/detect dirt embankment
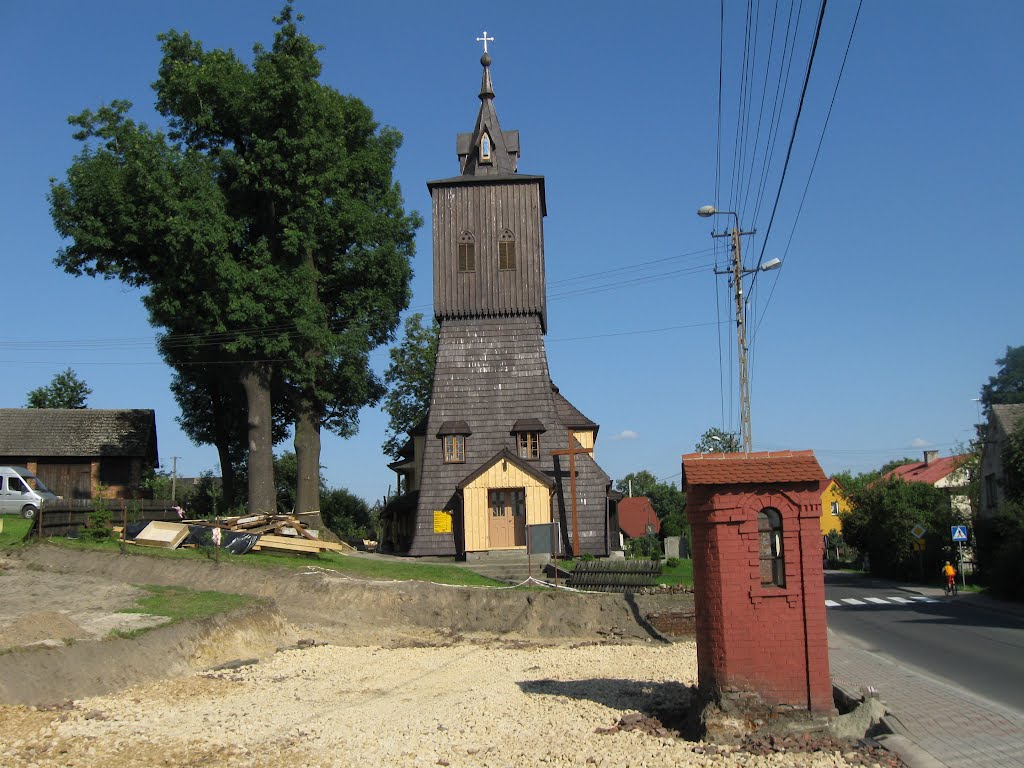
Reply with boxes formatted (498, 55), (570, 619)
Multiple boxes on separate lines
(8, 544), (688, 645)
(0, 546), (878, 768)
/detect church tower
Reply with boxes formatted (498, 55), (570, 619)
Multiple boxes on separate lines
(391, 41), (615, 558)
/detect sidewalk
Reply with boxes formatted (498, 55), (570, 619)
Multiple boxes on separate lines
(829, 588), (1024, 768)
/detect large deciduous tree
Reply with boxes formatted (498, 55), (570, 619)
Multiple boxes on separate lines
(26, 368), (92, 409)
(49, 4), (419, 514)
(840, 475), (958, 580)
(382, 313), (439, 459)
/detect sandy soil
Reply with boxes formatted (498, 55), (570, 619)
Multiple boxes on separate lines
(0, 548), (876, 768)
(0, 560), (169, 648)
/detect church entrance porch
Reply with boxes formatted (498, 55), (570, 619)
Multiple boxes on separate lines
(488, 488), (526, 548)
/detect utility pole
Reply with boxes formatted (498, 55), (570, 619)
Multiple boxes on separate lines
(697, 206), (782, 454)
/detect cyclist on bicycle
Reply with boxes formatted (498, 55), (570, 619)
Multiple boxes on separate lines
(942, 561), (957, 594)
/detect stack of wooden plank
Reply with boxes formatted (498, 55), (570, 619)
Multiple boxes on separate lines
(114, 513), (356, 556)
(184, 513), (355, 556)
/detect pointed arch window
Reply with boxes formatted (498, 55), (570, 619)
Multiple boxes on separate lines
(757, 508), (786, 587)
(479, 132), (492, 163)
(458, 231), (476, 272)
(498, 229), (517, 271)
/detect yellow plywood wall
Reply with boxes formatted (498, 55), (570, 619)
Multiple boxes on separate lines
(572, 430), (595, 450)
(463, 460), (551, 551)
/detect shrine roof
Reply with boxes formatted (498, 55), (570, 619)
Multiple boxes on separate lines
(681, 450), (826, 487)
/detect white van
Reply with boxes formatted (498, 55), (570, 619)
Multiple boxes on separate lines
(0, 467), (61, 518)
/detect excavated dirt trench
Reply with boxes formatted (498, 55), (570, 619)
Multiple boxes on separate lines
(0, 544), (693, 705)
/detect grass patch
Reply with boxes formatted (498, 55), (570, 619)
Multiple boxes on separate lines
(0, 514), (35, 550)
(107, 584), (260, 640)
(658, 558), (694, 586)
(45, 536), (505, 587)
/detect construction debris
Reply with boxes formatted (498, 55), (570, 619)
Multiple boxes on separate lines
(117, 513), (356, 557)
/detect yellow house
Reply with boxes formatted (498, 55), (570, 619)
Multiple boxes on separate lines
(820, 478), (849, 536)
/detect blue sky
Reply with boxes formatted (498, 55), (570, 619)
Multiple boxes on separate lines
(3, 1), (1022, 503)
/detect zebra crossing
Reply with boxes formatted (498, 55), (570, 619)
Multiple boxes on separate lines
(826, 595), (939, 608)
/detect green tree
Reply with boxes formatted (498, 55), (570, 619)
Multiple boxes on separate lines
(981, 345), (1024, 415)
(321, 487), (372, 539)
(841, 476), (959, 580)
(694, 427), (741, 453)
(49, 4), (418, 514)
(273, 450), (369, 537)
(879, 457), (918, 475)
(382, 313), (439, 459)
(26, 368), (91, 409)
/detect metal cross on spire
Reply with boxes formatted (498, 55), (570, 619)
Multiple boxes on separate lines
(476, 31), (494, 54)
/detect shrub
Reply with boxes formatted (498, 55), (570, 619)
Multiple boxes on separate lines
(85, 500), (114, 541)
(665, 557), (681, 569)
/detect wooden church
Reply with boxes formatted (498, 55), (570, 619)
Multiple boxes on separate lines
(385, 43), (618, 558)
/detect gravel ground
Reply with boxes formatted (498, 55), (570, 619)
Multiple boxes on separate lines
(0, 637), (869, 768)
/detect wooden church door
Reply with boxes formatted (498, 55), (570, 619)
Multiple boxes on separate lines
(488, 489), (526, 548)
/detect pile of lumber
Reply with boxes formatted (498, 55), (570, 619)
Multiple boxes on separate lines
(186, 513), (355, 556)
(115, 513), (356, 557)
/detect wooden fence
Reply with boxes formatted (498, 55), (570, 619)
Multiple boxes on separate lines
(567, 559), (663, 593)
(34, 500), (183, 539)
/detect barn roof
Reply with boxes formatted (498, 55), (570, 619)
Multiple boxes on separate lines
(681, 450), (825, 487)
(992, 403), (1024, 434)
(0, 408), (157, 460)
(617, 496), (661, 538)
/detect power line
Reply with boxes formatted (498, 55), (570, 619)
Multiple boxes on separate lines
(752, 0), (863, 340)
(749, 0), (828, 277)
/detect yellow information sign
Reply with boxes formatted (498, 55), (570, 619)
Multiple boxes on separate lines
(433, 510), (453, 534)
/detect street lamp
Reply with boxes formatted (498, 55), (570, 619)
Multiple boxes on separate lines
(697, 205), (782, 453)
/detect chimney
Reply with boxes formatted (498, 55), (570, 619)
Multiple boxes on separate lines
(923, 450), (940, 466)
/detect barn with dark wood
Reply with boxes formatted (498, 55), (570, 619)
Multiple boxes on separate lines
(0, 408), (158, 500)
(384, 47), (617, 557)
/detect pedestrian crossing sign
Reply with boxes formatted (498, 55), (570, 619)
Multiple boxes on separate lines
(951, 525), (968, 542)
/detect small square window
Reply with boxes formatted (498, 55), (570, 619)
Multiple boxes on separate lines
(517, 432), (539, 460)
(830, 501), (840, 516)
(443, 435), (466, 464)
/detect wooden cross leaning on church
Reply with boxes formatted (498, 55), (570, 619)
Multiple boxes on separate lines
(550, 430), (594, 557)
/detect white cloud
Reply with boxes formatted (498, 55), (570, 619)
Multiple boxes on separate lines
(611, 430), (639, 441)
(910, 437), (931, 448)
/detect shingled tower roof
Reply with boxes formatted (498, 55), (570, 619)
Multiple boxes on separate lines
(456, 51), (521, 177)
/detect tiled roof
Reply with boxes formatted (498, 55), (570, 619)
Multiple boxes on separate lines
(992, 403), (1024, 434)
(681, 450), (825, 487)
(883, 455), (968, 485)
(0, 408), (157, 459)
(617, 497), (661, 538)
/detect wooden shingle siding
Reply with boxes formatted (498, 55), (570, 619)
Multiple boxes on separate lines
(407, 316), (610, 557)
(401, 54), (612, 558)
(431, 178), (547, 331)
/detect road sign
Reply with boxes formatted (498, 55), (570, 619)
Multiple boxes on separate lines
(951, 525), (968, 542)
(913, 538), (927, 551)
(911, 524), (927, 539)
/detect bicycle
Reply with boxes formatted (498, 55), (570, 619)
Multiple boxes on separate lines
(944, 578), (958, 597)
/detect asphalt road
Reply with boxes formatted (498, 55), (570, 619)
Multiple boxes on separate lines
(824, 571), (1024, 715)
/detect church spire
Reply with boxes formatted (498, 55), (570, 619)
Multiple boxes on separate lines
(457, 32), (519, 177)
